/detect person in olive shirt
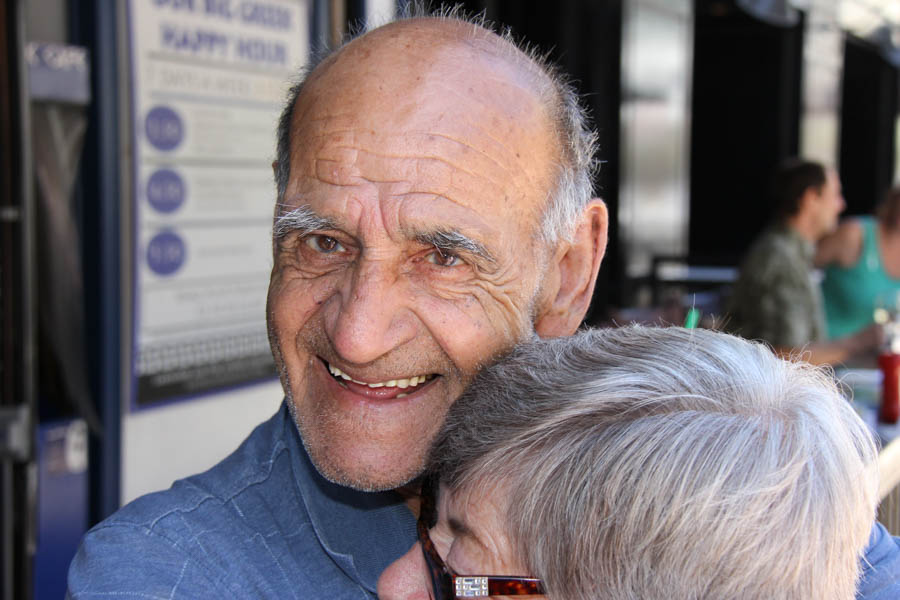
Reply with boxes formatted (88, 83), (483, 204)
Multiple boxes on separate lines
(726, 159), (882, 365)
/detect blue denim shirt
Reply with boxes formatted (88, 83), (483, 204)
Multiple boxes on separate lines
(68, 400), (900, 598)
(67, 401), (417, 598)
(859, 520), (900, 599)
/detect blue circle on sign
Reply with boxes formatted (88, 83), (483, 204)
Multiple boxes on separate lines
(146, 230), (186, 276)
(146, 169), (186, 213)
(145, 106), (183, 151)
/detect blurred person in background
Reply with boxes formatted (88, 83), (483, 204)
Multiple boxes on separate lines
(726, 159), (882, 365)
(817, 185), (900, 340)
(378, 326), (894, 600)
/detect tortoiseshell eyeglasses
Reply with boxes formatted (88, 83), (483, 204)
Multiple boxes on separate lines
(418, 475), (546, 599)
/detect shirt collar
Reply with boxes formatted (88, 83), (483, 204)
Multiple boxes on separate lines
(280, 401), (418, 593)
(776, 223), (815, 264)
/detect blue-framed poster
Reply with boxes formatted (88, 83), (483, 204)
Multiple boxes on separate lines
(128, 0), (309, 408)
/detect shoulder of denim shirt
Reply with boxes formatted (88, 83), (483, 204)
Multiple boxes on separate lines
(66, 403), (338, 599)
(858, 521), (900, 600)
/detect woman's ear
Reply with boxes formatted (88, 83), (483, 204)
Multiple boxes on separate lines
(534, 199), (608, 337)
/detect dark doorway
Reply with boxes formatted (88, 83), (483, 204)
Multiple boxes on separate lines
(839, 35), (898, 216)
(690, 0), (803, 263)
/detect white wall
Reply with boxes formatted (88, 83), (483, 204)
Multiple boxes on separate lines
(619, 0), (694, 278)
(121, 380), (283, 505)
(801, 0), (843, 165)
(366, 0), (397, 27)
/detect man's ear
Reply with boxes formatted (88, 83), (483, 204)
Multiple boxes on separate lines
(800, 185), (823, 212)
(535, 199), (608, 338)
(272, 160), (278, 176)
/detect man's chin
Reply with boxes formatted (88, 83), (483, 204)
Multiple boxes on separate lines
(283, 358), (453, 492)
(309, 451), (422, 492)
(296, 429), (424, 491)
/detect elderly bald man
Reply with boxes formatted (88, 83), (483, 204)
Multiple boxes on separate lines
(67, 11), (900, 600)
(67, 11), (606, 599)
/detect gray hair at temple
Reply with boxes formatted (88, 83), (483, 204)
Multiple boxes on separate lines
(272, 4), (598, 245)
(429, 326), (879, 600)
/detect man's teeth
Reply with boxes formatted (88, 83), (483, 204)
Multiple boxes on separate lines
(327, 364), (434, 389)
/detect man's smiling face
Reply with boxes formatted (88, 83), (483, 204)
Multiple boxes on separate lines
(266, 21), (563, 491)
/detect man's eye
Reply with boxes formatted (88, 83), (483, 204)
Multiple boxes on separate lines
(305, 235), (346, 254)
(426, 248), (462, 267)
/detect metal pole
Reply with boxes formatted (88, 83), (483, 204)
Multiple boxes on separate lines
(330, 0), (345, 48)
(90, 0), (123, 522)
(18, 0), (36, 591)
(0, 0), (36, 597)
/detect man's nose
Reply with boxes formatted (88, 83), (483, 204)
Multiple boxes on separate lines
(376, 542), (433, 600)
(328, 259), (418, 365)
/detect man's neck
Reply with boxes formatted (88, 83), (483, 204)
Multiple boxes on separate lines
(784, 214), (820, 244)
(394, 481), (422, 518)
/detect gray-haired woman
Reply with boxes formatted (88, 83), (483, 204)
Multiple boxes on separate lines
(378, 326), (886, 599)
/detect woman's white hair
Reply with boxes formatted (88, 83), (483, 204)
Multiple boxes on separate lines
(429, 325), (879, 600)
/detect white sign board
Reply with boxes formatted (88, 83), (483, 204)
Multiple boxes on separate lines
(128, 0), (308, 407)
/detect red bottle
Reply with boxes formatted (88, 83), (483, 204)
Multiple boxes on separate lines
(879, 353), (900, 424)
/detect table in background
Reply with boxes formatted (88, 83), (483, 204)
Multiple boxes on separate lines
(838, 368), (900, 534)
(838, 368), (900, 443)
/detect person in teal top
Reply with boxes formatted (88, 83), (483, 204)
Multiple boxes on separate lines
(818, 187), (900, 339)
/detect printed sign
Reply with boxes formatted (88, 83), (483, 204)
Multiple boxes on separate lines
(128, 0), (309, 407)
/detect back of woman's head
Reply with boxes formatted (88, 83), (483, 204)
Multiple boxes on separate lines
(877, 186), (900, 232)
(429, 325), (879, 600)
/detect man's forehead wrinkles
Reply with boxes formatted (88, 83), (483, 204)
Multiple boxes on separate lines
(300, 128), (541, 203)
(302, 113), (526, 151)
(415, 131), (510, 175)
(453, 113), (555, 202)
(310, 147), (517, 204)
(316, 133), (505, 165)
(472, 120), (551, 180)
(306, 128), (521, 167)
(312, 153), (453, 189)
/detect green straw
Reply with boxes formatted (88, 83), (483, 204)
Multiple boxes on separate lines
(684, 307), (701, 329)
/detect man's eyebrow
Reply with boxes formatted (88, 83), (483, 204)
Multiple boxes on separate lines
(273, 204), (338, 242)
(414, 229), (496, 265)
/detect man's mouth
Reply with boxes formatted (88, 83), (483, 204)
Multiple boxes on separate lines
(325, 362), (437, 398)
